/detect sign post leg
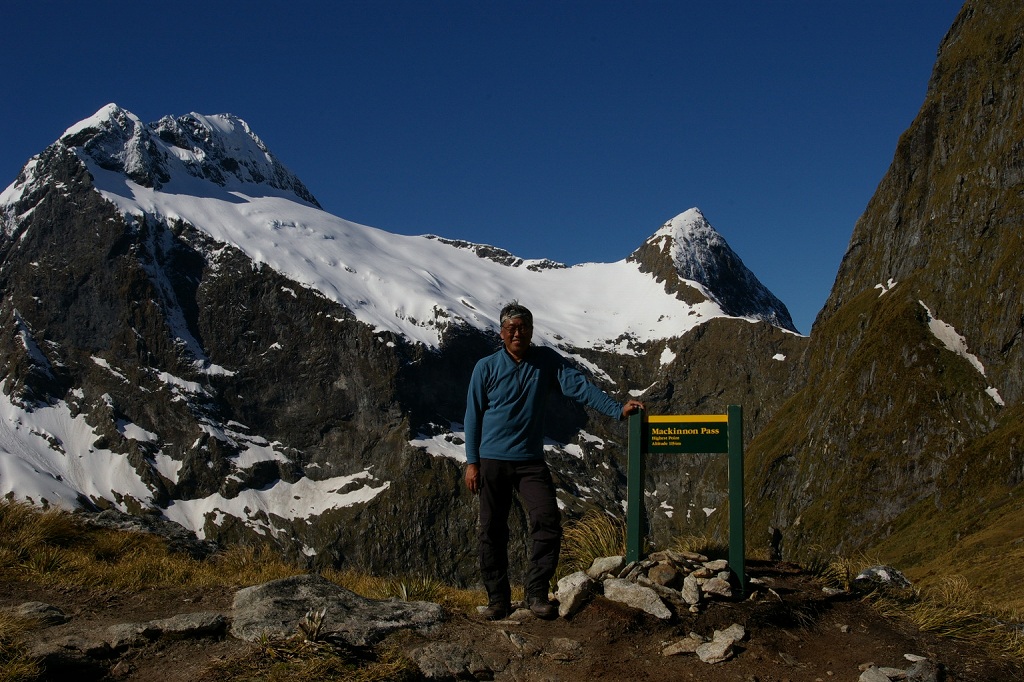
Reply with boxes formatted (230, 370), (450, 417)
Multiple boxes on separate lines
(727, 404), (746, 596)
(626, 411), (643, 563)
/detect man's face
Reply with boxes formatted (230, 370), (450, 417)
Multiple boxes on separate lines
(500, 317), (533, 358)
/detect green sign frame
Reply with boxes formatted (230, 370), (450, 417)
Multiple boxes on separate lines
(626, 405), (745, 594)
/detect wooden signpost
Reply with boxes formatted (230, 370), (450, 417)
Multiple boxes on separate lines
(626, 405), (745, 594)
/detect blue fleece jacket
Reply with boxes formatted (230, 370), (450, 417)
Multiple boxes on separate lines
(464, 345), (623, 464)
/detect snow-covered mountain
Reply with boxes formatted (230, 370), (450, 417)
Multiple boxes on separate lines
(0, 104), (804, 576)
(4, 104), (793, 352)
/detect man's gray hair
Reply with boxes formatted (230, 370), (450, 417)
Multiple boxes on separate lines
(499, 301), (533, 327)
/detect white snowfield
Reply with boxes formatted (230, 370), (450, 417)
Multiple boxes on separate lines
(0, 105), (794, 545)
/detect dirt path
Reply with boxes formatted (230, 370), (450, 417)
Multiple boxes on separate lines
(3, 562), (1019, 681)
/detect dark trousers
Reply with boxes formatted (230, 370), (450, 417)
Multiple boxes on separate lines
(478, 458), (561, 605)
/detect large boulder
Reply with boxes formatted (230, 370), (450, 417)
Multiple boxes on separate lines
(230, 574), (444, 646)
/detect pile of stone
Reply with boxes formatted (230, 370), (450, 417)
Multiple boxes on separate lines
(555, 550), (762, 622)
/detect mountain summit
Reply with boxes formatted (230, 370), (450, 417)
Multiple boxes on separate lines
(0, 104), (803, 577)
(57, 103), (320, 205)
(629, 209), (796, 332)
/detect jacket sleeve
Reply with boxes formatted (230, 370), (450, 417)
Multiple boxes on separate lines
(464, 362), (487, 464)
(553, 353), (623, 419)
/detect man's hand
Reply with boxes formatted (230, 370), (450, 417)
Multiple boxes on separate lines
(621, 399), (645, 418)
(465, 463), (480, 494)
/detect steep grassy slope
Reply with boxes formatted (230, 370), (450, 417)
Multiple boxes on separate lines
(746, 0), (1024, 612)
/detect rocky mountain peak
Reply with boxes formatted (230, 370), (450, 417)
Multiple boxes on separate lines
(628, 208), (798, 333)
(56, 103), (319, 206)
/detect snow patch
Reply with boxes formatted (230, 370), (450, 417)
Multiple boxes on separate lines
(410, 423), (467, 461)
(0, 381), (157, 511)
(919, 301), (1003, 406)
(875, 278), (898, 296)
(162, 470), (390, 540)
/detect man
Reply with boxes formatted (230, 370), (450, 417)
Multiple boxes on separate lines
(464, 301), (644, 620)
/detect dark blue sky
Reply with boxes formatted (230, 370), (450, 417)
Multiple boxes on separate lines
(2, 1), (965, 333)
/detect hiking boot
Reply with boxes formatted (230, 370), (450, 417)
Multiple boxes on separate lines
(528, 596), (557, 619)
(481, 602), (511, 621)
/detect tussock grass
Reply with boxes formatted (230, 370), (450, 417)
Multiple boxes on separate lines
(873, 575), (1024, 660)
(670, 534), (729, 559)
(322, 568), (490, 614)
(324, 569), (446, 602)
(0, 611), (41, 682)
(203, 631), (419, 682)
(558, 510), (625, 576)
(807, 548), (1024, 665)
(805, 547), (880, 592)
(0, 500), (303, 593)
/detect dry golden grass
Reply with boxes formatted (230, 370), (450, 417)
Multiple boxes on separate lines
(0, 611), (41, 682)
(805, 548), (882, 592)
(806, 548), (1024, 664)
(873, 575), (1024, 660)
(321, 567), (502, 614)
(669, 534), (729, 559)
(0, 500), (303, 594)
(557, 510), (625, 576)
(202, 631), (420, 682)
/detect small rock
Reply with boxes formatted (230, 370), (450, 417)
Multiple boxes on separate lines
(602, 578), (672, 619)
(14, 602), (68, 627)
(704, 559), (729, 572)
(702, 576), (733, 598)
(852, 565), (912, 593)
(623, 561), (647, 582)
(407, 641), (492, 680)
(557, 571), (595, 618)
(549, 637), (582, 653)
(648, 562), (680, 588)
(717, 623), (746, 642)
(859, 666), (893, 682)
(507, 631), (538, 654)
(677, 550), (709, 562)
(778, 651), (799, 666)
(696, 638), (733, 664)
(586, 555), (625, 580)
(681, 573), (702, 605)
(662, 632), (705, 656)
(109, 660), (134, 678)
(107, 622), (160, 650)
(906, 659), (942, 682)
